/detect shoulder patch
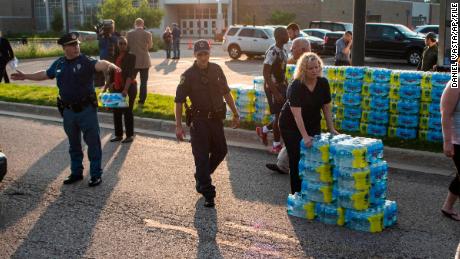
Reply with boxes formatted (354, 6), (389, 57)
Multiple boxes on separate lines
(179, 75), (186, 86)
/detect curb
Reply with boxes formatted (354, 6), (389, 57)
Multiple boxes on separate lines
(0, 101), (455, 177)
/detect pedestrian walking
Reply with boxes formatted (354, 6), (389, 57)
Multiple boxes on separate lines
(279, 52), (338, 194)
(127, 18), (153, 107)
(417, 32), (438, 72)
(163, 26), (173, 59)
(102, 36), (137, 144)
(440, 63), (460, 221)
(172, 23), (181, 59)
(266, 37), (311, 174)
(0, 31), (14, 83)
(335, 31), (352, 66)
(11, 32), (121, 187)
(174, 40), (240, 207)
(255, 27), (289, 154)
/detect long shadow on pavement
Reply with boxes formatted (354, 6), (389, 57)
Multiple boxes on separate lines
(288, 168), (460, 258)
(194, 197), (222, 259)
(11, 136), (131, 258)
(225, 146), (289, 206)
(154, 58), (178, 75)
(0, 139), (76, 230)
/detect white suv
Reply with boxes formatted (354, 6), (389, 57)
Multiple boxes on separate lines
(222, 25), (275, 59)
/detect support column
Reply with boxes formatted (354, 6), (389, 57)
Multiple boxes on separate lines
(44, 0), (50, 31)
(351, 0), (366, 66)
(216, 0), (224, 35)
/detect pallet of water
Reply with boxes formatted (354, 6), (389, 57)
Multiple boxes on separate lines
(287, 133), (397, 233)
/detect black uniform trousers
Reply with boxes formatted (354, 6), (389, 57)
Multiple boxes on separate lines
(113, 84), (137, 137)
(190, 118), (228, 199)
(0, 62), (9, 83)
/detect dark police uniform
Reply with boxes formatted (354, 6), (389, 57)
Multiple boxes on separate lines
(174, 41), (230, 201)
(47, 32), (103, 185)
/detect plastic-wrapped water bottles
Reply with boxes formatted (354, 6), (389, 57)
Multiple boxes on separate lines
(342, 93), (362, 107)
(345, 67), (366, 80)
(345, 206), (384, 233)
(399, 71), (422, 85)
(419, 130), (443, 142)
(286, 64), (296, 82)
(324, 66), (338, 81)
(316, 203), (345, 226)
(418, 114), (441, 131)
(388, 127), (417, 139)
(389, 99), (420, 115)
(369, 180), (387, 206)
(340, 119), (361, 132)
(302, 181), (334, 203)
(431, 72), (451, 88)
(369, 83), (391, 97)
(334, 167), (371, 191)
(253, 76), (265, 92)
(390, 85), (421, 100)
(301, 161), (333, 183)
(389, 114), (419, 128)
(431, 87), (444, 102)
(361, 111), (389, 125)
(98, 93), (128, 108)
(370, 161), (388, 183)
(383, 200), (398, 227)
(343, 80), (363, 93)
(371, 68), (392, 83)
(287, 192), (308, 218)
(360, 123), (388, 137)
(335, 188), (369, 210)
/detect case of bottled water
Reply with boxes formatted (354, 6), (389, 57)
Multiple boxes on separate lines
(369, 83), (391, 97)
(389, 99), (420, 115)
(98, 93), (128, 108)
(316, 202), (345, 226)
(345, 67), (366, 80)
(343, 80), (363, 93)
(360, 123), (388, 137)
(361, 110), (389, 125)
(345, 206), (384, 233)
(388, 127), (417, 139)
(399, 71), (422, 85)
(302, 181), (334, 203)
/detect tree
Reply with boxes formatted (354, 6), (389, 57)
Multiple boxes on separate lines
(267, 10), (296, 25)
(99, 0), (164, 31)
(51, 10), (64, 33)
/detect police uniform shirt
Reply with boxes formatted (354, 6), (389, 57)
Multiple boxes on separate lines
(46, 54), (97, 103)
(174, 61), (230, 112)
(263, 44), (288, 85)
(419, 44), (438, 71)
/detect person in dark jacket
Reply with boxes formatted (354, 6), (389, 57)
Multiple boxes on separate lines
(417, 32), (438, 72)
(163, 26), (173, 59)
(0, 33), (14, 83)
(172, 23), (181, 59)
(103, 36), (137, 143)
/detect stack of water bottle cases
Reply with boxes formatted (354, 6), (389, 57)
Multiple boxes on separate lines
(325, 66), (451, 142)
(228, 77), (271, 125)
(287, 133), (398, 233)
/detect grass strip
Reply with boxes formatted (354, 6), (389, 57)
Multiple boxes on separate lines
(0, 83), (442, 153)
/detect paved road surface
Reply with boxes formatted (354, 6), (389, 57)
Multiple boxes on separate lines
(0, 115), (459, 258)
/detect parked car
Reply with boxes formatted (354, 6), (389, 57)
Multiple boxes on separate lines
(309, 21), (353, 32)
(322, 31), (345, 55)
(0, 150), (6, 182)
(303, 28), (331, 40)
(222, 25), (275, 59)
(414, 25), (439, 36)
(365, 23), (425, 66)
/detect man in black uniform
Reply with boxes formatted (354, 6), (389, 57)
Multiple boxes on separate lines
(174, 40), (239, 207)
(417, 32), (438, 72)
(12, 32), (121, 187)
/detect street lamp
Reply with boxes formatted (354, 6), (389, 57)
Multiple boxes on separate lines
(43, 0), (50, 31)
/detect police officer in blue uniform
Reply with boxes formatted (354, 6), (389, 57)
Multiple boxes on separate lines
(175, 40), (240, 207)
(12, 32), (121, 187)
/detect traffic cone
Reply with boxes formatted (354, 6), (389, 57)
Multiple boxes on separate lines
(188, 39), (193, 50)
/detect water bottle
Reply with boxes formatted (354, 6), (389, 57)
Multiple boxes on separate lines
(362, 110), (389, 125)
(345, 207), (384, 232)
(371, 68), (392, 83)
(343, 80), (363, 93)
(7, 57), (19, 71)
(398, 85), (421, 99)
(369, 83), (391, 97)
(390, 99), (420, 115)
(383, 200), (398, 228)
(431, 87), (444, 102)
(336, 188), (370, 210)
(302, 161), (333, 183)
(359, 137), (384, 163)
(429, 102), (441, 116)
(399, 71), (422, 86)
(344, 107), (363, 120)
(342, 93), (362, 107)
(287, 192), (308, 218)
(316, 203), (345, 226)
(421, 87), (432, 102)
(345, 67), (366, 80)
(370, 180), (387, 206)
(335, 167), (371, 191)
(370, 97), (390, 111)
(431, 72), (451, 88)
(389, 114), (419, 128)
(370, 161), (388, 183)
(341, 119), (360, 132)
(362, 83), (371, 96)
(363, 123), (387, 137)
(302, 181), (334, 203)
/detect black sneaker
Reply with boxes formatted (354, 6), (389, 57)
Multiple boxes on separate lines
(63, 174), (83, 185)
(88, 176), (102, 187)
(266, 163), (288, 174)
(121, 136), (134, 143)
(110, 136), (123, 142)
(204, 197), (215, 208)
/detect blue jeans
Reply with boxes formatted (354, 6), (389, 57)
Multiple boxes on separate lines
(173, 41), (180, 58)
(63, 105), (102, 178)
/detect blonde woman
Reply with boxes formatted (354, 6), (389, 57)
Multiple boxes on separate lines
(279, 52), (338, 194)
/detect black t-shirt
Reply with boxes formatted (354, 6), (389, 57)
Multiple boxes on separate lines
(279, 77), (332, 134)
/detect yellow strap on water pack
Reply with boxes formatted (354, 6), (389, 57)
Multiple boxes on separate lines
(317, 165), (333, 183)
(368, 213), (384, 233)
(351, 191), (369, 210)
(304, 202), (316, 220)
(337, 207), (345, 226)
(352, 149), (367, 168)
(352, 171), (371, 190)
(320, 186), (333, 203)
(319, 145), (330, 162)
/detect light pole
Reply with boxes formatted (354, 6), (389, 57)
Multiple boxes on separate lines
(44, 0), (50, 31)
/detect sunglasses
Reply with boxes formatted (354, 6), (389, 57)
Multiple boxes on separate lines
(119, 42), (127, 46)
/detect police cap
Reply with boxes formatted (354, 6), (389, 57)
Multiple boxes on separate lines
(194, 39), (210, 54)
(57, 32), (80, 46)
